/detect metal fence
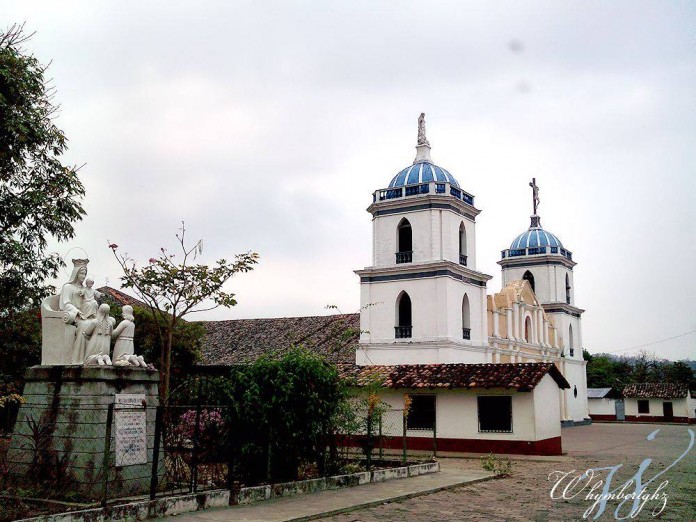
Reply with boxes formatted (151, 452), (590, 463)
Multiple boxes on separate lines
(338, 408), (437, 469)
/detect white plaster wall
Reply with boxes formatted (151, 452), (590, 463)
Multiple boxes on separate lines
(624, 398), (690, 418)
(548, 312), (583, 361)
(359, 276), (487, 345)
(688, 392), (696, 420)
(355, 342), (489, 365)
(533, 374), (562, 440)
(376, 388), (544, 441)
(502, 264), (574, 305)
(372, 208), (476, 268)
(588, 398), (616, 415)
(564, 359), (588, 421)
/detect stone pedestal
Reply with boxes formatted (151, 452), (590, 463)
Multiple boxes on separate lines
(8, 366), (161, 500)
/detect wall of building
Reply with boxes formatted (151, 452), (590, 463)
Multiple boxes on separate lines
(359, 275), (487, 347)
(363, 382), (562, 455)
(563, 359), (588, 422)
(502, 263), (574, 306)
(533, 374), (563, 440)
(588, 398), (617, 420)
(372, 207), (476, 269)
(624, 397), (691, 423)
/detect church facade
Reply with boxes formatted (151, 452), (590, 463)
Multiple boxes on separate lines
(355, 115), (589, 428)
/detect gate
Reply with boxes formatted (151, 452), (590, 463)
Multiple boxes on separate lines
(615, 399), (625, 421)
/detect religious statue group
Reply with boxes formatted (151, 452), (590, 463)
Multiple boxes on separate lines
(57, 259), (147, 367)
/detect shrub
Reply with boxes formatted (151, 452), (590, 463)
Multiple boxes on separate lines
(480, 452), (513, 478)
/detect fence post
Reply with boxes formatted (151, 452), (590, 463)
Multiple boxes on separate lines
(227, 410), (237, 505)
(378, 413), (383, 461)
(266, 420), (272, 483)
(402, 413), (407, 464)
(150, 405), (163, 500)
(366, 412), (373, 471)
(190, 378), (203, 493)
(433, 414), (437, 458)
(101, 403), (114, 508)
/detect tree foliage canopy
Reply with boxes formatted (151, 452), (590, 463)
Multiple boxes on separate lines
(0, 24), (85, 314)
(585, 349), (696, 391)
(110, 223), (258, 400)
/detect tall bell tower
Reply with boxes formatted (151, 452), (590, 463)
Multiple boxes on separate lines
(498, 179), (588, 422)
(355, 115), (492, 365)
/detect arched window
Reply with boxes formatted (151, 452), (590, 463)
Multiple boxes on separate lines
(395, 291), (412, 338)
(568, 324), (574, 356)
(523, 270), (535, 293)
(462, 294), (471, 339)
(524, 316), (532, 342)
(458, 223), (467, 266)
(396, 219), (412, 264)
(565, 274), (571, 304)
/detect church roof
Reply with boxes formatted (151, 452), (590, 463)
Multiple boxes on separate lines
(388, 161), (460, 189)
(98, 286), (149, 309)
(200, 313), (359, 365)
(510, 227), (563, 250)
(623, 382), (689, 399)
(339, 362), (570, 391)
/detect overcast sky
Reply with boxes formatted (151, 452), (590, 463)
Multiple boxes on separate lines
(4, 1), (695, 360)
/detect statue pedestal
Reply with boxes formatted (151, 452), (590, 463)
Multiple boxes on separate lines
(8, 366), (161, 500)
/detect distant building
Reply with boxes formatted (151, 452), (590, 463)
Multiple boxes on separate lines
(623, 383), (695, 424)
(587, 388), (622, 421)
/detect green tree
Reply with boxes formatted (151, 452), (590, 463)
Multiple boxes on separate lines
(0, 24), (85, 314)
(110, 223), (258, 401)
(663, 361), (695, 388)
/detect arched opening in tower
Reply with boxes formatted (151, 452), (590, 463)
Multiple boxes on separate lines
(395, 291), (412, 338)
(523, 270), (535, 293)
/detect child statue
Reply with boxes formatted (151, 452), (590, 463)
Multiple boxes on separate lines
(112, 305), (147, 367)
(83, 303), (115, 366)
(78, 276), (103, 319)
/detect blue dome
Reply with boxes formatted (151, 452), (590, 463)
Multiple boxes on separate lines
(388, 161), (460, 189)
(510, 227), (563, 250)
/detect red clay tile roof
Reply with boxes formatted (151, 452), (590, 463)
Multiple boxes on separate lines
(200, 313), (360, 365)
(98, 286), (150, 310)
(623, 383), (689, 399)
(338, 363), (570, 391)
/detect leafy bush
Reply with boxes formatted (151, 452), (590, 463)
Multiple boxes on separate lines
(170, 347), (353, 483)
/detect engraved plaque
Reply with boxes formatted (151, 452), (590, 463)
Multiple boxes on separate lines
(114, 393), (147, 466)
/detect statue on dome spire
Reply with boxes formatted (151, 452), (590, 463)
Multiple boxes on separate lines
(417, 113), (430, 147)
(529, 177), (540, 215)
(529, 177), (541, 227)
(413, 113), (432, 164)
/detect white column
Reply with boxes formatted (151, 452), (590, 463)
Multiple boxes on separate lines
(506, 308), (513, 340)
(513, 303), (520, 341)
(493, 310), (500, 338)
(537, 309), (543, 346)
(543, 319), (549, 346)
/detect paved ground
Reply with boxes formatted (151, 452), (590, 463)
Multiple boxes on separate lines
(162, 423), (695, 522)
(156, 466), (492, 521)
(319, 423), (696, 522)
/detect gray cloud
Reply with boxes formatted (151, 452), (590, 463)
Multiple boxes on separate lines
(5, 0), (695, 359)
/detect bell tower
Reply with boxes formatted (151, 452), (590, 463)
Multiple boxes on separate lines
(356, 115), (492, 365)
(498, 179), (588, 422)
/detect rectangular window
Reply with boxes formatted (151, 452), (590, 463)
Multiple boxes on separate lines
(478, 396), (513, 433)
(406, 395), (436, 430)
(638, 400), (650, 414)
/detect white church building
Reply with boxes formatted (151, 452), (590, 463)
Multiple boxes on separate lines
(198, 115), (590, 455)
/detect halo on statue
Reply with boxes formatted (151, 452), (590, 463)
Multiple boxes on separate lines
(61, 247), (90, 278)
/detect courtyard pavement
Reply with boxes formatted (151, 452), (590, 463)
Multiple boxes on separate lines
(164, 423), (695, 521)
